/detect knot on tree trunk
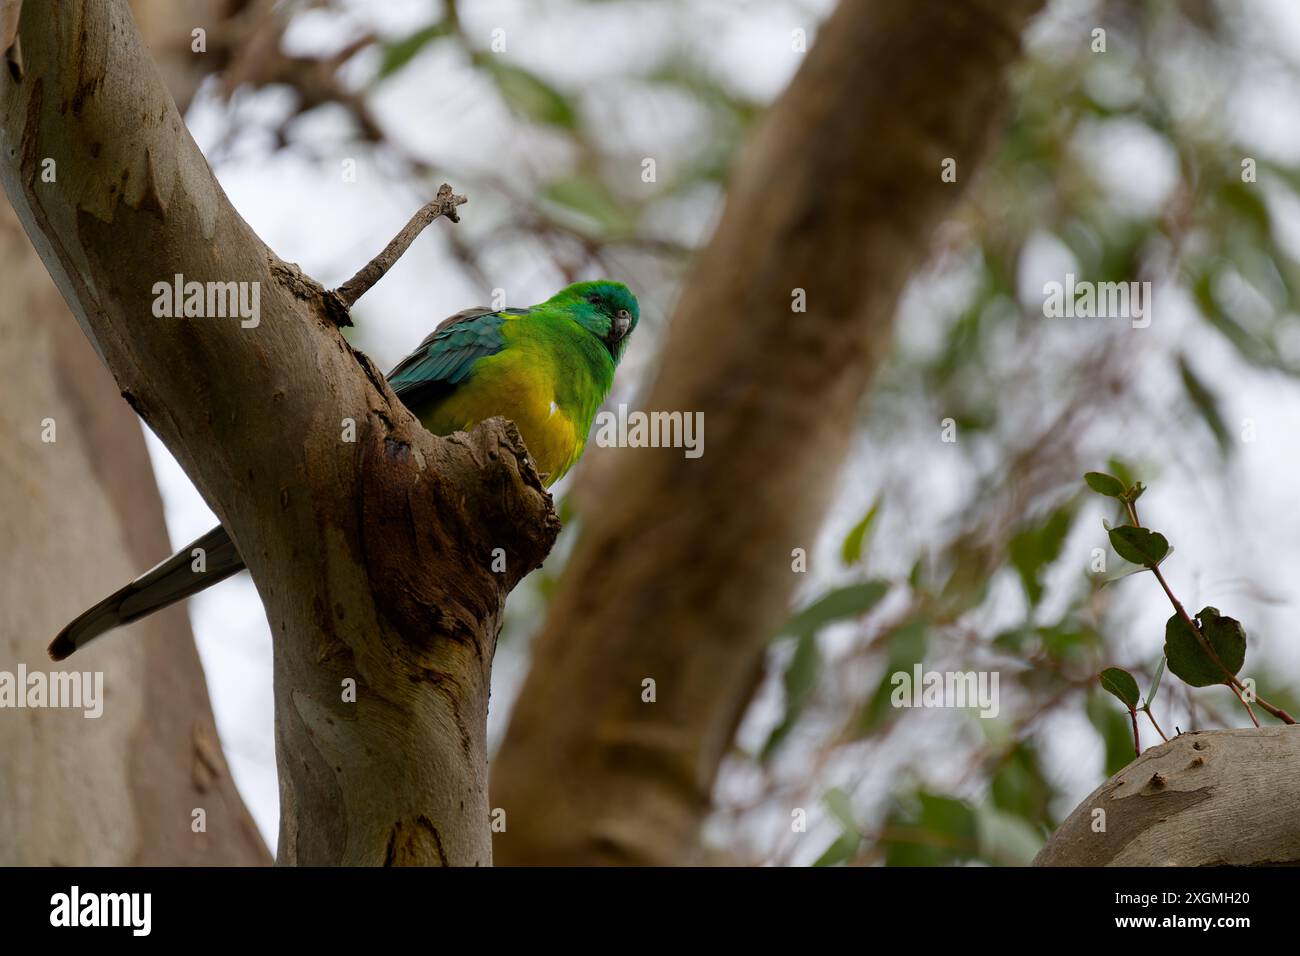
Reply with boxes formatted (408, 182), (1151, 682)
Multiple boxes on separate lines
(277, 408), (559, 866)
(358, 412), (558, 658)
(1035, 726), (1300, 867)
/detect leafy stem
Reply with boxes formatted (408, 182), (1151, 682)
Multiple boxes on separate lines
(1141, 704), (1169, 742)
(1123, 497), (1291, 725)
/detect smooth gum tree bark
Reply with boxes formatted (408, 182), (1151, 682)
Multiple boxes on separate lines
(0, 0), (557, 865)
(493, 0), (1046, 866)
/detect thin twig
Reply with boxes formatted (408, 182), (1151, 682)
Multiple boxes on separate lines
(1142, 706), (1170, 742)
(326, 183), (467, 322)
(1228, 682), (1260, 728)
(1125, 499), (1295, 725)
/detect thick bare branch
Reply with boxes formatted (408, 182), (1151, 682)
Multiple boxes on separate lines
(492, 0), (1045, 865)
(1035, 728), (1300, 866)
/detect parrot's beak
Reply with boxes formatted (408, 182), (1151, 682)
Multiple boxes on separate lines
(611, 310), (632, 342)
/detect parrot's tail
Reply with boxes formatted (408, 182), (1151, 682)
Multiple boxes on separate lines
(48, 524), (245, 661)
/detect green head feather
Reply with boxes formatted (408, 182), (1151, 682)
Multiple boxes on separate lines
(543, 280), (640, 364)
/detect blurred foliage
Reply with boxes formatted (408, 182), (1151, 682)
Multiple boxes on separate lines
(357, 0), (758, 283)
(722, 0), (1300, 866)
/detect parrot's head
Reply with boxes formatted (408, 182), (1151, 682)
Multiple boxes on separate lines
(550, 280), (639, 364)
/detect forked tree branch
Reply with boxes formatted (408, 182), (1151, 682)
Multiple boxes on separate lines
(0, 0), (555, 864)
(326, 183), (467, 323)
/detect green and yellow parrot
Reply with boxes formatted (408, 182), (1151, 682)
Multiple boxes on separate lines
(48, 280), (639, 660)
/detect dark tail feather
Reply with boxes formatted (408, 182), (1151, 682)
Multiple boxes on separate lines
(48, 525), (245, 661)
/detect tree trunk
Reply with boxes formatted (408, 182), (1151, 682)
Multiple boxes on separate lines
(492, 0), (1044, 865)
(0, 203), (270, 864)
(0, 0), (269, 867)
(1034, 727), (1300, 867)
(0, 0), (556, 865)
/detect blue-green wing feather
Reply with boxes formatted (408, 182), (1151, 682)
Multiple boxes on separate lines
(387, 307), (518, 404)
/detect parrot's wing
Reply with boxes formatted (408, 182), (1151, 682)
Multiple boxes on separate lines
(386, 307), (518, 405)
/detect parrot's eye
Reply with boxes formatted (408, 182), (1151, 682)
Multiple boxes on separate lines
(587, 294), (602, 306)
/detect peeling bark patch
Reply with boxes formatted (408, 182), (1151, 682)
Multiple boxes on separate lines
(1057, 784), (1213, 866)
(284, 689), (348, 864)
(69, 22), (105, 116)
(269, 257), (328, 304)
(128, 146), (168, 217)
(383, 815), (448, 866)
(410, 666), (473, 760)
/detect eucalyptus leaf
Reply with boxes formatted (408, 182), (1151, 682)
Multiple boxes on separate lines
(841, 496), (882, 565)
(1099, 667), (1140, 709)
(1144, 655), (1167, 708)
(882, 793), (978, 867)
(759, 630), (821, 761)
(1178, 355), (1231, 456)
(779, 580), (890, 639)
(1084, 471), (1126, 498)
(1107, 458), (1138, 489)
(482, 59), (578, 128)
(1098, 565), (1150, 588)
(1163, 608), (1245, 687)
(1108, 526), (1169, 567)
(542, 175), (629, 232)
(377, 21), (451, 79)
(1010, 506), (1074, 606)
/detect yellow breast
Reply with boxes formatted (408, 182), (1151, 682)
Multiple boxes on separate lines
(416, 357), (584, 486)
